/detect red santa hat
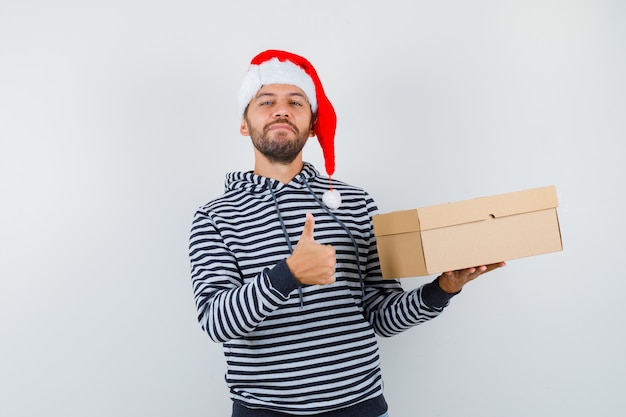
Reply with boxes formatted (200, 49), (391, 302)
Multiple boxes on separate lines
(238, 49), (337, 181)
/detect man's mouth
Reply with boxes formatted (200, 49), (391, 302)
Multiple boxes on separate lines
(266, 120), (298, 134)
(268, 124), (294, 131)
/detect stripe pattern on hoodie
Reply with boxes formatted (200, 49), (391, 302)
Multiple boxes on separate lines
(189, 163), (451, 415)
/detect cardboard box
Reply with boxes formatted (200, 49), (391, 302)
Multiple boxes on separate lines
(372, 186), (562, 278)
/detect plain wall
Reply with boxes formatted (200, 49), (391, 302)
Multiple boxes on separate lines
(1, 1), (624, 416)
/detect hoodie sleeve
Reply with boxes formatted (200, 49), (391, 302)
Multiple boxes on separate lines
(189, 209), (298, 343)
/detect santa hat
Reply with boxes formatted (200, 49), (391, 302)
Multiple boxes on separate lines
(238, 50), (339, 205)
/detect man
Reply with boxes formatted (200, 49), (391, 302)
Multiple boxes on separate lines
(189, 50), (505, 417)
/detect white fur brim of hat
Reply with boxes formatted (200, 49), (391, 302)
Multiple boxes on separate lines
(238, 57), (318, 116)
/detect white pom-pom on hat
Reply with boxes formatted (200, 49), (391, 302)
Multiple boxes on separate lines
(322, 189), (342, 210)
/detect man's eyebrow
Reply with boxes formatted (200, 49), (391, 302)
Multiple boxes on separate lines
(255, 92), (276, 99)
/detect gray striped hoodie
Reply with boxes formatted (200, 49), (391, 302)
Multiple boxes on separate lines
(189, 162), (455, 415)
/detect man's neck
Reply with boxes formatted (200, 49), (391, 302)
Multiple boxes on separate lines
(253, 157), (304, 184)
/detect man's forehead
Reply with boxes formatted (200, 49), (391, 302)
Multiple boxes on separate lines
(255, 84), (308, 97)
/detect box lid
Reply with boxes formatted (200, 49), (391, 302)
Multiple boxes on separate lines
(373, 186), (558, 235)
(419, 185), (558, 230)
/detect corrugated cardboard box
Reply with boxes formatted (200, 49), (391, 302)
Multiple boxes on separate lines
(372, 186), (562, 278)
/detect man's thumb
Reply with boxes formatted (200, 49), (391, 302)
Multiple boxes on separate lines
(300, 212), (315, 241)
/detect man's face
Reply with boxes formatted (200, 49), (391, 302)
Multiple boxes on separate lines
(240, 84), (315, 165)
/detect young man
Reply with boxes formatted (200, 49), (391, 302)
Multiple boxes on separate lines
(189, 50), (505, 417)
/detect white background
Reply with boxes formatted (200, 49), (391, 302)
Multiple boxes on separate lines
(1, 1), (625, 416)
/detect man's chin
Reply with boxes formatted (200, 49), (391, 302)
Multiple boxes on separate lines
(260, 144), (305, 165)
(267, 130), (296, 141)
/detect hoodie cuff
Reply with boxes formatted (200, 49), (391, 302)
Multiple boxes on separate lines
(420, 276), (460, 309)
(267, 259), (300, 297)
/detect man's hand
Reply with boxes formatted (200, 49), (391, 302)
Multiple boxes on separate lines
(438, 262), (506, 294)
(286, 213), (336, 285)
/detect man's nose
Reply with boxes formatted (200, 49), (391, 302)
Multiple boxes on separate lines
(273, 101), (291, 117)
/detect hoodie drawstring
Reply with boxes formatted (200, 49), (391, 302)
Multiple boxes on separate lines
(269, 185), (305, 308)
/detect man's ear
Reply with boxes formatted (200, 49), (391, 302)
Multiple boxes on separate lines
(309, 117), (317, 137)
(240, 118), (249, 136)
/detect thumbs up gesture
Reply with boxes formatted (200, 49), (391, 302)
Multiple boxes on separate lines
(286, 213), (337, 285)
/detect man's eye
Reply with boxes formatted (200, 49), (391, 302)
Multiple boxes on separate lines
(260, 101), (272, 106)
(290, 101), (303, 106)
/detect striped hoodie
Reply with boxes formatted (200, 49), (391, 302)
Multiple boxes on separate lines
(189, 163), (455, 415)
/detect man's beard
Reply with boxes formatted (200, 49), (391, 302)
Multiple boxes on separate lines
(248, 118), (310, 165)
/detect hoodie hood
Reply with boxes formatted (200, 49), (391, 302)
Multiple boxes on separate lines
(224, 162), (323, 194)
